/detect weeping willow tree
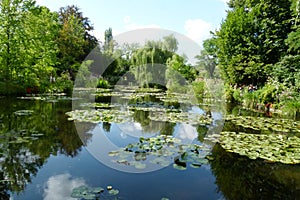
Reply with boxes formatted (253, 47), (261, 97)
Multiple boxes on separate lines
(130, 36), (175, 88)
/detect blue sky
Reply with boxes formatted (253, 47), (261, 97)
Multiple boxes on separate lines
(37, 0), (229, 47)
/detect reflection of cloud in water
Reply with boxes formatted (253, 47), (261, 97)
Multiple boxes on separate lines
(44, 173), (86, 200)
(175, 124), (198, 142)
(117, 122), (156, 138)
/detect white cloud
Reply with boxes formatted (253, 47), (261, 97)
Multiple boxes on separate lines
(35, 0), (43, 5)
(43, 173), (86, 200)
(122, 16), (160, 31)
(221, 0), (229, 4)
(184, 19), (212, 45)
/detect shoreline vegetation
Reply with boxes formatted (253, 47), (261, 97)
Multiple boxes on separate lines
(0, 0), (299, 118)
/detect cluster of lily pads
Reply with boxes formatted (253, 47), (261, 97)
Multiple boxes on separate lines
(3, 129), (44, 144)
(120, 92), (164, 100)
(135, 88), (163, 93)
(96, 88), (113, 93)
(109, 135), (213, 170)
(17, 95), (75, 102)
(66, 109), (133, 124)
(95, 92), (123, 97)
(225, 115), (300, 134)
(80, 102), (116, 109)
(149, 112), (212, 125)
(219, 131), (300, 164)
(71, 185), (119, 200)
(14, 110), (34, 116)
(127, 105), (179, 112)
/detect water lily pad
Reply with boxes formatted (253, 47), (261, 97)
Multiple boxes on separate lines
(173, 163), (186, 170)
(111, 135), (211, 170)
(108, 189), (119, 195)
(225, 115), (300, 134)
(89, 187), (104, 193)
(219, 131), (300, 164)
(66, 109), (133, 123)
(14, 110), (34, 116)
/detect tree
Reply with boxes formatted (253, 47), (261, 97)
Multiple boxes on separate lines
(56, 5), (98, 78)
(0, 0), (59, 92)
(103, 27), (115, 53)
(162, 34), (178, 52)
(195, 37), (218, 78)
(166, 54), (196, 82)
(58, 5), (98, 58)
(216, 0), (293, 86)
(20, 6), (60, 91)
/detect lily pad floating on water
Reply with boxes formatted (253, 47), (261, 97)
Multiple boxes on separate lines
(108, 189), (119, 195)
(225, 115), (300, 134)
(109, 135), (212, 170)
(219, 131), (300, 164)
(66, 109), (133, 123)
(80, 102), (116, 109)
(71, 185), (119, 199)
(149, 111), (212, 125)
(14, 110), (34, 116)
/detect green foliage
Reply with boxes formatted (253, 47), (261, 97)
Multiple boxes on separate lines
(0, 82), (25, 95)
(195, 37), (217, 78)
(97, 78), (110, 89)
(104, 27), (115, 53)
(166, 54), (197, 82)
(272, 55), (300, 88)
(192, 81), (206, 100)
(51, 71), (73, 94)
(216, 0), (293, 86)
(0, 1), (59, 93)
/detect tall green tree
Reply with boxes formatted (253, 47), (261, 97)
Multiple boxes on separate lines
(103, 27), (115, 53)
(195, 37), (218, 78)
(0, 0), (59, 92)
(216, 0), (293, 86)
(56, 5), (98, 78)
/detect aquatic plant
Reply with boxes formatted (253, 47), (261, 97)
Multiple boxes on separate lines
(219, 131), (300, 164)
(66, 109), (133, 124)
(109, 135), (212, 170)
(225, 115), (300, 134)
(71, 185), (120, 199)
(149, 112), (212, 126)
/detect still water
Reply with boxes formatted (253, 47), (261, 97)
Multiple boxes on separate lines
(0, 97), (299, 200)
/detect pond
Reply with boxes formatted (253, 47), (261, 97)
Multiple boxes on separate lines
(1, 89), (299, 200)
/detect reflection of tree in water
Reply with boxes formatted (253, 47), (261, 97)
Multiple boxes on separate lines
(210, 144), (300, 200)
(0, 98), (83, 198)
(196, 125), (209, 142)
(102, 122), (111, 132)
(159, 121), (175, 136)
(132, 109), (175, 134)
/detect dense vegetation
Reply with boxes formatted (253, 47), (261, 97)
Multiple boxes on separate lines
(197, 0), (300, 116)
(0, 0), (200, 97)
(0, 0), (97, 95)
(0, 0), (299, 116)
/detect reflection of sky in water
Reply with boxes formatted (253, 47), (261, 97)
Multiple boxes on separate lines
(98, 123), (155, 147)
(117, 122), (157, 137)
(188, 106), (205, 115)
(174, 123), (198, 143)
(44, 173), (86, 200)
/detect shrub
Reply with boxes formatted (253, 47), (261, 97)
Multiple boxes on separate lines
(97, 78), (110, 89)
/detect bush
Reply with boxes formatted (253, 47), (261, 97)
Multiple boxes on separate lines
(192, 81), (206, 100)
(0, 81), (25, 96)
(97, 78), (110, 89)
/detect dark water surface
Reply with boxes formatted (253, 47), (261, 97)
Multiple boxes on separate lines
(0, 97), (298, 200)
